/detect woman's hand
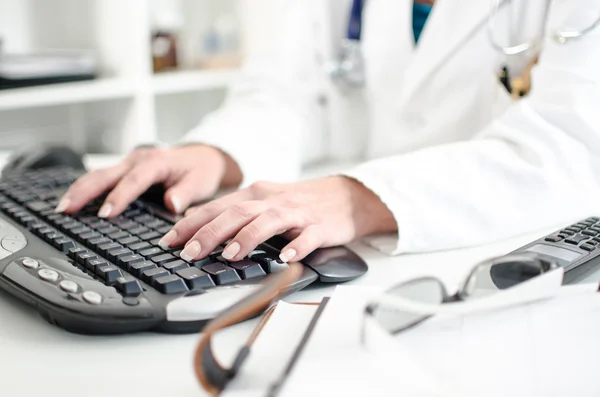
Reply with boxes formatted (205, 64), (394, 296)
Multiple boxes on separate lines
(56, 144), (243, 217)
(158, 176), (397, 263)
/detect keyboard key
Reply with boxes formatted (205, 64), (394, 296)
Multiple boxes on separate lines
(581, 230), (597, 237)
(98, 242), (122, 256)
(252, 253), (288, 273)
(230, 260), (266, 280)
(176, 267), (215, 290)
(120, 221), (141, 231)
(117, 236), (140, 246)
(62, 221), (82, 230)
(71, 226), (92, 235)
(545, 236), (563, 243)
(191, 257), (214, 268)
(80, 231), (101, 241)
(90, 220), (110, 229)
(590, 227), (600, 233)
(134, 214), (155, 223)
(154, 274), (188, 294)
(68, 247), (87, 259)
(97, 226), (119, 235)
(129, 241), (151, 252)
(108, 231), (129, 240)
(565, 235), (589, 245)
(87, 259), (108, 272)
(162, 259), (188, 273)
(157, 225), (172, 234)
(107, 248), (133, 262)
(75, 252), (96, 266)
(129, 261), (156, 277)
(201, 263), (241, 285)
(117, 254), (145, 269)
(89, 236), (111, 249)
(129, 226), (150, 236)
(151, 253), (176, 265)
(55, 238), (76, 252)
(26, 200), (51, 212)
(140, 247), (164, 259)
(150, 238), (162, 246)
(140, 231), (161, 241)
(142, 267), (170, 284)
(97, 266), (123, 285)
(116, 277), (143, 296)
(580, 243), (596, 252)
(559, 229), (575, 236)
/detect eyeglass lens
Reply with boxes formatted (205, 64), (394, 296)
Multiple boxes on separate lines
(369, 278), (445, 334)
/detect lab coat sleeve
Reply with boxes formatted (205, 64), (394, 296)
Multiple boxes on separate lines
(342, 13), (600, 255)
(179, 2), (324, 187)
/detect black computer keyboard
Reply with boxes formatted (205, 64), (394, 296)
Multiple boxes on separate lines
(0, 166), (367, 334)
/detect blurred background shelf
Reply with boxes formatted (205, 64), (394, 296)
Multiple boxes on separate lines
(152, 69), (238, 95)
(0, 0), (278, 155)
(0, 78), (136, 111)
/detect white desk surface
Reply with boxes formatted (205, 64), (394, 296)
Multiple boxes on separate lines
(0, 154), (597, 397)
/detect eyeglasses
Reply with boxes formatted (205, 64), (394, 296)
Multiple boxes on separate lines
(361, 254), (564, 346)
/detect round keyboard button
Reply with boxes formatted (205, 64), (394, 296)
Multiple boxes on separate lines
(59, 280), (78, 293)
(38, 268), (59, 282)
(22, 258), (39, 269)
(82, 291), (102, 305)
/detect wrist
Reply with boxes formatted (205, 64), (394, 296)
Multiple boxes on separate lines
(336, 176), (397, 236)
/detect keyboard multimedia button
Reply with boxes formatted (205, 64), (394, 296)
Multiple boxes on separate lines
(38, 268), (59, 283)
(82, 291), (102, 305)
(59, 280), (78, 293)
(1, 237), (26, 252)
(544, 236), (563, 243)
(55, 238), (76, 252)
(22, 258), (40, 269)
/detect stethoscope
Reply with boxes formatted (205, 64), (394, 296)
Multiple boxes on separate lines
(327, 0), (600, 93)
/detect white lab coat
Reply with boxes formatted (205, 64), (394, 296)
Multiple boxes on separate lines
(181, 0), (600, 255)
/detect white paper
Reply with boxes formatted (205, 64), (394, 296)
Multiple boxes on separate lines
(221, 302), (319, 397)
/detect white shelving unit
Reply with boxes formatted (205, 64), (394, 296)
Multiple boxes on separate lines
(0, 0), (270, 154)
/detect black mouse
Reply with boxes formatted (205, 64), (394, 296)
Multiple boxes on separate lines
(3, 144), (86, 175)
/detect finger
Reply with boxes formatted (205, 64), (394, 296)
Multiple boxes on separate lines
(99, 163), (168, 218)
(221, 206), (308, 262)
(174, 201), (268, 261)
(57, 163), (129, 214)
(161, 188), (255, 246)
(163, 169), (221, 215)
(278, 225), (324, 263)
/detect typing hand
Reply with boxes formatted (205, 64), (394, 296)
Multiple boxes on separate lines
(56, 145), (242, 217)
(158, 177), (397, 263)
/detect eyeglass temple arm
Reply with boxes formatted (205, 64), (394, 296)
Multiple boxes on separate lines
(368, 267), (566, 318)
(194, 262), (304, 396)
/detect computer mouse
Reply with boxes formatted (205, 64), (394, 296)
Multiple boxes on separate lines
(265, 235), (368, 283)
(2, 144), (86, 175)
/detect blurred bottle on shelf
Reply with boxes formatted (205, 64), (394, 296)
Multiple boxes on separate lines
(199, 14), (242, 70)
(150, 1), (183, 73)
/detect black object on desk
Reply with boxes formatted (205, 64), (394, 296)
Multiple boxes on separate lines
(0, 148), (368, 334)
(508, 216), (600, 284)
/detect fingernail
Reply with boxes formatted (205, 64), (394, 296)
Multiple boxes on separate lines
(55, 197), (70, 213)
(279, 248), (297, 263)
(181, 241), (201, 262)
(97, 203), (113, 218)
(222, 242), (241, 260)
(171, 196), (182, 214)
(158, 230), (178, 250)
